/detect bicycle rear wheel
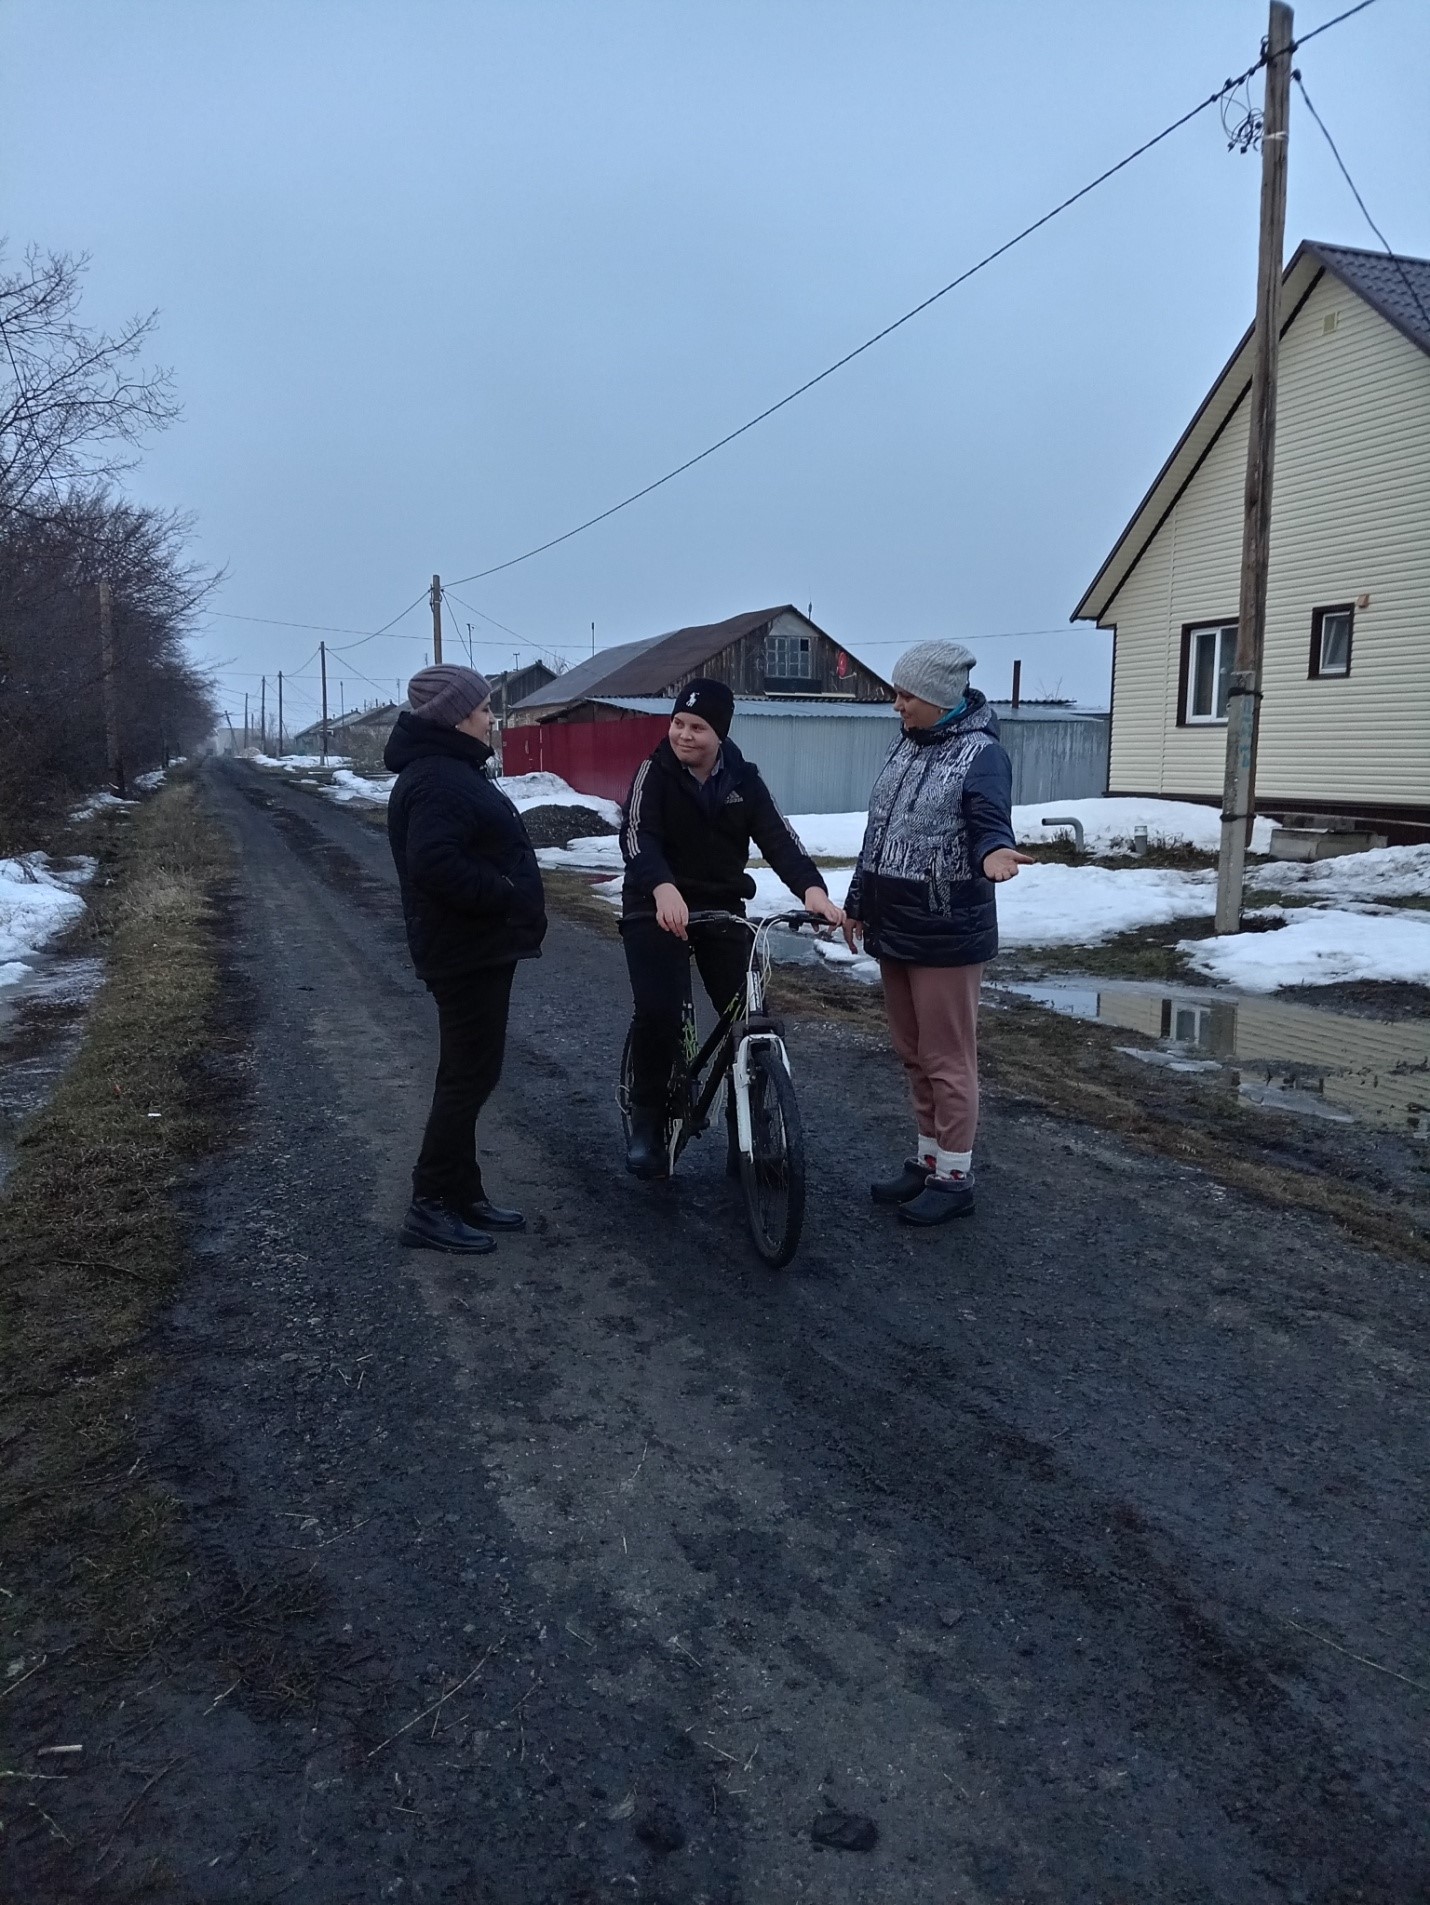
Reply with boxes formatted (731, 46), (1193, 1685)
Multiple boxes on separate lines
(738, 1045), (805, 1268)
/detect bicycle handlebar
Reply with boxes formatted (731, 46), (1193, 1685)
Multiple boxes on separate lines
(684, 909), (826, 932)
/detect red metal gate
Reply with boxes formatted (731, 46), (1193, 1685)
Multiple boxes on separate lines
(500, 717), (667, 805)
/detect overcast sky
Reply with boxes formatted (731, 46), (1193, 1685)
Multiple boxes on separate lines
(4, 0), (1427, 731)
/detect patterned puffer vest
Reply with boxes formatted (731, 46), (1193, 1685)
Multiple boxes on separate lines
(847, 694), (1013, 967)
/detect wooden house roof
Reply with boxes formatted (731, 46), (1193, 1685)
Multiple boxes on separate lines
(1072, 241), (1430, 626)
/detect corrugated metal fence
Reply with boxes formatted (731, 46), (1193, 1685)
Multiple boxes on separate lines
(503, 699), (1109, 814)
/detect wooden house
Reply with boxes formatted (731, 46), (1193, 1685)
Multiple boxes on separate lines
(1072, 241), (1430, 837)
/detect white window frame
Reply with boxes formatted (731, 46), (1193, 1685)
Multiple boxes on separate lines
(1182, 621), (1237, 725)
(1311, 605), (1353, 679)
(765, 631), (813, 680)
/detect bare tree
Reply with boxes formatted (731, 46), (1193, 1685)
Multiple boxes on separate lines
(0, 244), (180, 513)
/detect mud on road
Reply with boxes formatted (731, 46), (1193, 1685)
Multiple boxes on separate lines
(5, 758), (1428, 1903)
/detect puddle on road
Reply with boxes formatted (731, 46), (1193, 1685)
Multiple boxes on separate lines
(987, 977), (1430, 1139)
(0, 951), (105, 1191)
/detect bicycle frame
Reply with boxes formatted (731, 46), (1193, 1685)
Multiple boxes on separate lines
(665, 911), (810, 1169)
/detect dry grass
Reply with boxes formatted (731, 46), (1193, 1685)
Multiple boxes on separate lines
(0, 775), (233, 1660)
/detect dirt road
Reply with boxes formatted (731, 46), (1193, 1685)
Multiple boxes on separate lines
(12, 758), (1428, 1902)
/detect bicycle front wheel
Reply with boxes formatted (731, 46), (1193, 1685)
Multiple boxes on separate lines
(738, 1045), (805, 1268)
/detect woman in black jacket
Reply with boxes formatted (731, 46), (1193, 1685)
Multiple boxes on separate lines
(385, 665), (547, 1253)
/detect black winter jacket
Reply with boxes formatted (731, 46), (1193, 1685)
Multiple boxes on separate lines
(620, 737), (824, 918)
(846, 693), (1016, 967)
(384, 713), (547, 982)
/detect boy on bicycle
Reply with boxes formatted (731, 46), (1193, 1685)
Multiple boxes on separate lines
(619, 677), (843, 1177)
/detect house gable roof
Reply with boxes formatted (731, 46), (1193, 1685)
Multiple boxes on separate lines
(1072, 241), (1430, 625)
(510, 606), (833, 716)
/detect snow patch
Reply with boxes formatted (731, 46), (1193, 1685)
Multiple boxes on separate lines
(1182, 908), (1430, 991)
(1015, 798), (1275, 856)
(69, 790), (137, 821)
(0, 854), (89, 989)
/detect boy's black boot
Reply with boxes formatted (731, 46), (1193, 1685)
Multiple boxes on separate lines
(626, 1106), (668, 1180)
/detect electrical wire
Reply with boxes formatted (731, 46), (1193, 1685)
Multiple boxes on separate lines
(444, 15), (1393, 591)
(1293, 73), (1430, 333)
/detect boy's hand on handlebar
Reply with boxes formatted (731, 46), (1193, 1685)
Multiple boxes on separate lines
(803, 886), (844, 929)
(652, 882), (689, 939)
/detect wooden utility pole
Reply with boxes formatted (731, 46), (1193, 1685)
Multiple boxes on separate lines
(430, 573), (443, 664)
(260, 675), (267, 753)
(243, 692), (250, 753)
(1011, 658), (1022, 710)
(319, 641), (330, 763)
(1215, 0), (1294, 934)
(97, 578), (126, 796)
(277, 671), (284, 757)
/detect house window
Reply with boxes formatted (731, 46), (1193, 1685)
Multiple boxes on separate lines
(765, 631), (813, 680)
(1180, 621), (1237, 724)
(1310, 604), (1353, 679)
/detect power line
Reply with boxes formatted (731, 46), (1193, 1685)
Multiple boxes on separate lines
(447, 22), (1385, 591)
(1293, 72), (1430, 333)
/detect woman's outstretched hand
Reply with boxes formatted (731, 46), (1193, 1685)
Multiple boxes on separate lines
(983, 848), (1038, 883)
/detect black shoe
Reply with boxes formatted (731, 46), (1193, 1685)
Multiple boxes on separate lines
(898, 1173), (975, 1226)
(465, 1199), (525, 1231)
(626, 1105), (668, 1180)
(871, 1158), (932, 1205)
(400, 1198), (497, 1254)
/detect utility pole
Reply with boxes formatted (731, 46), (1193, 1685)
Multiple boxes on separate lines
(277, 671), (284, 757)
(260, 675), (267, 754)
(1215, 0), (1294, 934)
(98, 578), (126, 796)
(244, 692), (250, 753)
(320, 640), (330, 763)
(1011, 658), (1022, 710)
(591, 621), (596, 657)
(430, 573), (443, 664)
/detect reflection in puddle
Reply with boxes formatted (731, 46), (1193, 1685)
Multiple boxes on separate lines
(988, 977), (1430, 1138)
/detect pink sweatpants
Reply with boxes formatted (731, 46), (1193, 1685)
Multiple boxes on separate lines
(879, 961), (984, 1154)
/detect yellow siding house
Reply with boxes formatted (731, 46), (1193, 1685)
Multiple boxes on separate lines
(1073, 241), (1430, 835)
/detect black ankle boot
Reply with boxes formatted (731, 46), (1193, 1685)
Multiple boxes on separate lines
(626, 1105), (668, 1179)
(871, 1158), (932, 1205)
(401, 1198), (497, 1254)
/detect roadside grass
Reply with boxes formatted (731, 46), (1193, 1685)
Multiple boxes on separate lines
(0, 775), (232, 1676)
(541, 866), (621, 938)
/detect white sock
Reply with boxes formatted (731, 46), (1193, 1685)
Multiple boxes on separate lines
(917, 1133), (937, 1167)
(935, 1147), (972, 1179)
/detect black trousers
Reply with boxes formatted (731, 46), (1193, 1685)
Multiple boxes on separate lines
(621, 915), (749, 1107)
(412, 963), (516, 1208)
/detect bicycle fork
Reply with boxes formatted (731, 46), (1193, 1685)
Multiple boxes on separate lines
(730, 1033), (793, 1158)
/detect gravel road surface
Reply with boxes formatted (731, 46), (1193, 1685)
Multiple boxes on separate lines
(32, 759), (1429, 1902)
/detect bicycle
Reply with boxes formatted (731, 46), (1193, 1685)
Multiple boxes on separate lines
(617, 909), (823, 1268)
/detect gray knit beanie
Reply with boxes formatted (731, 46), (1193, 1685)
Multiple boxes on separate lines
(890, 641), (977, 712)
(407, 663), (492, 728)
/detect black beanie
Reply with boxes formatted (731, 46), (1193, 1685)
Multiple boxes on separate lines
(671, 677), (734, 739)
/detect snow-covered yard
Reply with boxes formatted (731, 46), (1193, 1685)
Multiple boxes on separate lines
(534, 788), (1430, 992)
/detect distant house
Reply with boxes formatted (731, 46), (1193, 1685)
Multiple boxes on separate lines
(290, 702), (403, 761)
(503, 606), (893, 806)
(487, 661), (557, 720)
(1073, 241), (1430, 838)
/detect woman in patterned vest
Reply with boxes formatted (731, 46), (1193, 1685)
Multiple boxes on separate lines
(844, 642), (1033, 1225)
